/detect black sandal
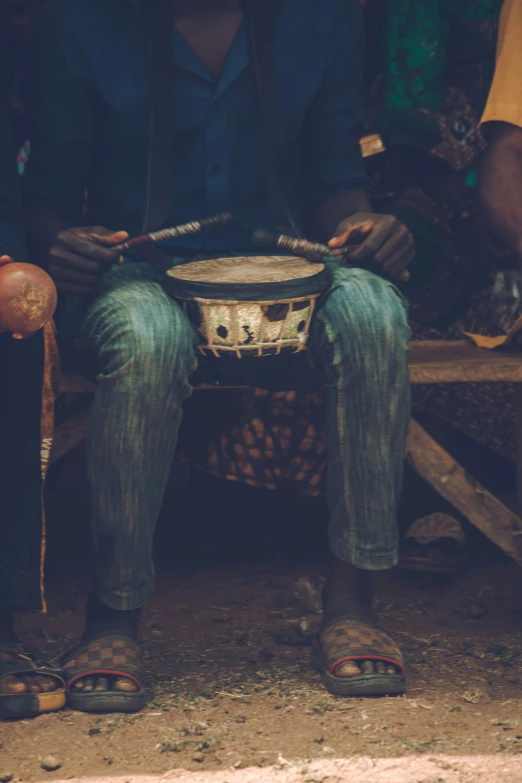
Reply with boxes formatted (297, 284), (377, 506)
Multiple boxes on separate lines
(400, 514), (467, 575)
(61, 633), (148, 713)
(312, 617), (406, 698)
(0, 642), (65, 720)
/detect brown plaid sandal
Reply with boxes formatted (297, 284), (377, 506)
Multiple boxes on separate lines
(0, 642), (65, 720)
(61, 634), (148, 713)
(311, 617), (406, 697)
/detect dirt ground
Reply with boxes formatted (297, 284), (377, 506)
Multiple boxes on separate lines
(4, 449), (522, 783)
(4, 558), (522, 782)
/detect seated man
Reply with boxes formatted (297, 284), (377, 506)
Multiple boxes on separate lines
(481, 0), (522, 268)
(24, 0), (413, 712)
(0, 102), (62, 719)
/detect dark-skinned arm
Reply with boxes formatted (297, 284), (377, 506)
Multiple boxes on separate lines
(480, 123), (522, 266)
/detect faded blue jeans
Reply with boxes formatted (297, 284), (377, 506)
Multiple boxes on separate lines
(68, 260), (410, 611)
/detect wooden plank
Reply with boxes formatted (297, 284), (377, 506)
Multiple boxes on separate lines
(409, 341), (522, 384)
(406, 417), (522, 565)
(59, 341), (522, 393)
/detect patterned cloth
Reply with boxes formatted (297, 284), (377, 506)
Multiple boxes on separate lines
(376, 0), (503, 170)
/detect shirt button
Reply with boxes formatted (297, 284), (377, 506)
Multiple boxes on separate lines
(210, 164), (222, 175)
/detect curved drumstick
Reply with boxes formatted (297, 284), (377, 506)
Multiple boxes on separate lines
(114, 212), (234, 256)
(252, 228), (411, 283)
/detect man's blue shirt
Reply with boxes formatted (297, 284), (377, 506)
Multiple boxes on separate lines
(24, 0), (366, 254)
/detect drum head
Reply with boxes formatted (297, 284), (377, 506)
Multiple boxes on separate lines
(165, 255), (331, 301)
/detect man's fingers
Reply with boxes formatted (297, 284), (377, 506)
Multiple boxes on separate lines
(56, 232), (122, 264)
(328, 220), (375, 249)
(84, 230), (129, 246)
(345, 219), (396, 263)
(386, 246), (416, 278)
(373, 229), (413, 267)
(0, 255), (13, 267)
(51, 246), (104, 274)
(50, 261), (99, 288)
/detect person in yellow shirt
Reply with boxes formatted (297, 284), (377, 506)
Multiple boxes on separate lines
(481, 0), (522, 265)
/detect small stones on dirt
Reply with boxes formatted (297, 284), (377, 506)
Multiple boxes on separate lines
(468, 603), (489, 620)
(275, 619), (315, 646)
(192, 752), (204, 763)
(40, 756), (61, 772)
(0, 773), (13, 783)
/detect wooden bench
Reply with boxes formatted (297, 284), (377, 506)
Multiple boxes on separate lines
(53, 340), (522, 565)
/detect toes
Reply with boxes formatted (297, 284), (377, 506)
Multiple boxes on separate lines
(113, 677), (138, 693)
(71, 675), (139, 693)
(82, 677), (96, 692)
(332, 660), (400, 678)
(94, 677), (109, 692)
(0, 675), (28, 695)
(37, 676), (59, 693)
(24, 676), (41, 694)
(334, 661), (362, 678)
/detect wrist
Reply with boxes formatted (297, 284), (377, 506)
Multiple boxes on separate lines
(310, 189), (372, 241)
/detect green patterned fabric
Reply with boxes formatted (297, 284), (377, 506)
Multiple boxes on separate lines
(371, 0), (503, 170)
(385, 0), (503, 111)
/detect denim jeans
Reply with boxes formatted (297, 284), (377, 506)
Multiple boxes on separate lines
(67, 260), (410, 611)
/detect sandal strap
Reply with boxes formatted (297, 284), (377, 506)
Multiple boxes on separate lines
(321, 618), (405, 676)
(0, 642), (62, 679)
(61, 634), (144, 690)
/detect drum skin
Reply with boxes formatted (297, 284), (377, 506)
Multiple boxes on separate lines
(165, 255), (332, 358)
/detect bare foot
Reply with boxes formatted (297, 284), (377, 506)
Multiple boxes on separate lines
(321, 558), (403, 681)
(334, 660), (399, 678)
(72, 675), (138, 694)
(0, 652), (60, 695)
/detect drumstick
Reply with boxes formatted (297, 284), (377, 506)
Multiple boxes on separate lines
(113, 212), (234, 256)
(252, 228), (411, 283)
(252, 229), (331, 260)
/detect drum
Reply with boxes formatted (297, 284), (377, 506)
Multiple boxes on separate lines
(165, 255), (331, 358)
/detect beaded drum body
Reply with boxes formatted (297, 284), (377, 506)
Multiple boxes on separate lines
(165, 255), (331, 359)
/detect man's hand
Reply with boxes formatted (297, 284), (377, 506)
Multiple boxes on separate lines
(480, 123), (522, 267)
(49, 227), (129, 294)
(328, 213), (415, 279)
